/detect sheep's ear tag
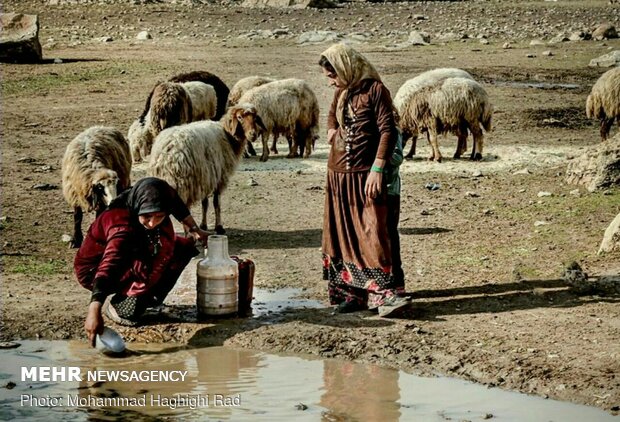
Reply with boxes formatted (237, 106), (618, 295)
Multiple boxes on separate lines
(236, 113), (244, 122)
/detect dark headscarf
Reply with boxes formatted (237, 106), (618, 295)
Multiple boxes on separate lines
(109, 177), (189, 219)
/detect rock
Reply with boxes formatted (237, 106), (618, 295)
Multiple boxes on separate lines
(61, 234), (72, 243)
(242, 0), (337, 8)
(465, 191), (479, 197)
(408, 31), (430, 45)
(53, 58), (62, 64)
(594, 275), (620, 294)
(479, 38), (489, 45)
(513, 168), (531, 175)
(3, 381), (17, 390)
(588, 50), (620, 67)
(568, 31), (589, 41)
(502, 42), (512, 49)
(136, 31), (152, 40)
(32, 183), (58, 190)
(437, 32), (466, 42)
(569, 189), (581, 196)
(472, 170), (483, 177)
(247, 177), (258, 186)
(592, 23), (618, 41)
(598, 212), (620, 254)
(562, 261), (590, 293)
(272, 29), (290, 36)
(534, 220), (549, 226)
(0, 342), (20, 349)
(98, 36), (113, 43)
(347, 32), (370, 42)
(548, 34), (568, 44)
(565, 133), (620, 191)
(297, 30), (340, 44)
(537, 191), (552, 197)
(542, 50), (553, 56)
(529, 39), (545, 46)
(239, 30), (277, 40)
(0, 13), (42, 63)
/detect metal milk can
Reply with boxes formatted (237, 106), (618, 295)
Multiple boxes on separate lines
(196, 235), (239, 316)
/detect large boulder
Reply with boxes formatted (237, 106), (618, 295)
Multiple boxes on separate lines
(242, 0), (337, 8)
(0, 13), (42, 63)
(589, 50), (620, 68)
(598, 212), (620, 255)
(592, 23), (618, 41)
(565, 133), (620, 192)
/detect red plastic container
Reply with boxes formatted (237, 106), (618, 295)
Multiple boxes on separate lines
(231, 256), (255, 316)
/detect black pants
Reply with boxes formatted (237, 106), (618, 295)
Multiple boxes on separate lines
(112, 240), (198, 321)
(387, 194), (404, 287)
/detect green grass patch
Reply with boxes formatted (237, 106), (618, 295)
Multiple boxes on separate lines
(2, 61), (163, 97)
(4, 257), (68, 276)
(494, 189), (620, 223)
(513, 264), (540, 280)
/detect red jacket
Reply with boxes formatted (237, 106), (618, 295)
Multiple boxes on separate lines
(74, 207), (177, 297)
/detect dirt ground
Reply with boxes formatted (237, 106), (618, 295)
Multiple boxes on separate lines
(2, 0), (620, 415)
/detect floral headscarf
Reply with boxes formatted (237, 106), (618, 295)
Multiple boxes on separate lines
(320, 43), (382, 127)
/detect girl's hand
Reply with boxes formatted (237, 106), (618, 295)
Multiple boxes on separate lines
(190, 227), (209, 246)
(365, 171), (383, 199)
(85, 302), (104, 347)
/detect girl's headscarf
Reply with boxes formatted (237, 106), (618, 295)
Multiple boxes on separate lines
(109, 177), (176, 217)
(320, 43), (382, 127)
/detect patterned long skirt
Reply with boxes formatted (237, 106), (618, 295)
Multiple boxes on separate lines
(322, 169), (403, 309)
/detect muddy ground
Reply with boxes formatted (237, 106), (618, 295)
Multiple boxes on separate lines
(2, 0), (620, 415)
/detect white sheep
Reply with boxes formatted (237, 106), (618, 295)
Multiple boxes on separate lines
(394, 68), (474, 159)
(228, 76), (277, 157)
(228, 76), (276, 108)
(396, 74), (492, 162)
(236, 78), (320, 161)
(586, 67), (620, 141)
(61, 126), (132, 248)
(148, 104), (264, 233)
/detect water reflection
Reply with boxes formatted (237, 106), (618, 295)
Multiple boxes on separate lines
(321, 360), (400, 421)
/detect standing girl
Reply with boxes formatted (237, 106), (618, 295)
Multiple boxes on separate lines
(319, 43), (409, 317)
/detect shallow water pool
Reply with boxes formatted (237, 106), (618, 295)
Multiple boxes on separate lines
(0, 341), (615, 421)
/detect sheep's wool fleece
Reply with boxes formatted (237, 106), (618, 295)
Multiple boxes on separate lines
(321, 43), (381, 127)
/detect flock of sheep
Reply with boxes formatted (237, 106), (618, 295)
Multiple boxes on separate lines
(61, 65), (620, 247)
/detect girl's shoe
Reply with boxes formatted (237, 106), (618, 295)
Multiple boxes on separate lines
(103, 295), (140, 327)
(378, 296), (411, 318)
(335, 301), (366, 314)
